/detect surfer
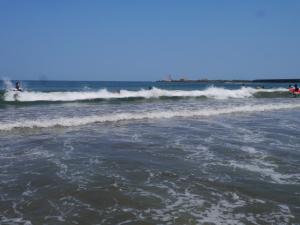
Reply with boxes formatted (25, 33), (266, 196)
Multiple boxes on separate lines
(15, 81), (22, 91)
(289, 84), (299, 97)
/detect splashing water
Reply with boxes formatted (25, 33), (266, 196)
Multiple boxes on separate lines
(3, 86), (288, 102)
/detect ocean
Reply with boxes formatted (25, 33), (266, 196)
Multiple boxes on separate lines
(0, 80), (300, 224)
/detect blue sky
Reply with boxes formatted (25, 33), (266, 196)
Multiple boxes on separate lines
(0, 0), (299, 81)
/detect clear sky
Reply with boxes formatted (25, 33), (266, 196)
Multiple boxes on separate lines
(0, 0), (299, 81)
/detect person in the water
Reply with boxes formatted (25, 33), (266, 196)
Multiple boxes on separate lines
(15, 81), (22, 91)
(294, 84), (299, 92)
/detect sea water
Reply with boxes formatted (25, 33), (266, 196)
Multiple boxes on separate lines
(0, 80), (299, 224)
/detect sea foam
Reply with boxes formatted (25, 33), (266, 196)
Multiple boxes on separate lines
(3, 87), (287, 102)
(1, 102), (299, 131)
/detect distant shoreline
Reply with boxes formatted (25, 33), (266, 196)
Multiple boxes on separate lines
(156, 79), (300, 83)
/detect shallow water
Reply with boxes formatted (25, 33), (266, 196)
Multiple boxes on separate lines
(0, 81), (300, 224)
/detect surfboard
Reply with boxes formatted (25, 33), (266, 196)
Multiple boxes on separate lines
(289, 88), (300, 95)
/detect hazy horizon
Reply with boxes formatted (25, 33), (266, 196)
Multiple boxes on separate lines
(2, 77), (300, 83)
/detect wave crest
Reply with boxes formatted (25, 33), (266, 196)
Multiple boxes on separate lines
(1, 103), (299, 131)
(3, 87), (288, 102)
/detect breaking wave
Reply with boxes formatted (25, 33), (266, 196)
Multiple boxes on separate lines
(2, 87), (289, 102)
(1, 102), (300, 131)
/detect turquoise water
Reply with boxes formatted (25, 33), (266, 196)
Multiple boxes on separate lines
(0, 80), (300, 224)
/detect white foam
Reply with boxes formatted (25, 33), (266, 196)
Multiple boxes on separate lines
(3, 86), (287, 102)
(0, 217), (32, 225)
(1, 102), (300, 131)
(240, 146), (259, 154)
(3, 79), (14, 90)
(141, 182), (294, 225)
(229, 160), (300, 184)
(193, 192), (294, 224)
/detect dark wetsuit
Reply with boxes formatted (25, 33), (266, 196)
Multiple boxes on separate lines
(15, 82), (21, 91)
(294, 84), (299, 92)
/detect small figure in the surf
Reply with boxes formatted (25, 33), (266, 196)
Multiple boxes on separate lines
(288, 83), (299, 97)
(148, 86), (153, 90)
(15, 81), (22, 91)
(289, 84), (299, 91)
